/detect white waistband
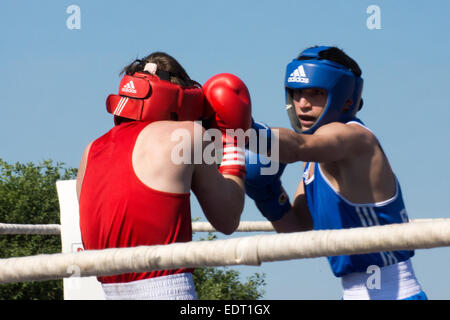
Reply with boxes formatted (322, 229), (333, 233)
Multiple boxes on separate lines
(341, 259), (422, 300)
(101, 273), (197, 300)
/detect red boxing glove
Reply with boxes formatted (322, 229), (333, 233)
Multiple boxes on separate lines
(203, 73), (252, 132)
(203, 73), (252, 179)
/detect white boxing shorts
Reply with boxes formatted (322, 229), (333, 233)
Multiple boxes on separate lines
(341, 259), (423, 300)
(101, 273), (197, 300)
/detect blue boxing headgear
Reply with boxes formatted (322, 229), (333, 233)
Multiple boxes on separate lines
(285, 46), (364, 134)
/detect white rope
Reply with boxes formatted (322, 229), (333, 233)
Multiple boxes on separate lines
(192, 221), (274, 232)
(0, 219), (449, 284)
(0, 223), (62, 235)
(0, 219), (439, 235)
(0, 221), (274, 235)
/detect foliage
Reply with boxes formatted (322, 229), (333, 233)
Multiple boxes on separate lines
(194, 266), (266, 300)
(192, 233), (266, 300)
(0, 159), (77, 300)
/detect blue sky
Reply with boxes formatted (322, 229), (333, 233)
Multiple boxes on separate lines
(1, 1), (449, 299)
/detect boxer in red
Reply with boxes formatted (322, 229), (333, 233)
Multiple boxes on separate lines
(76, 52), (252, 299)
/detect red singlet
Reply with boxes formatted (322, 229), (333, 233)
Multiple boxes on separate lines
(79, 121), (193, 283)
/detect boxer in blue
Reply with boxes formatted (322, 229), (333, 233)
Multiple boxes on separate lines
(246, 46), (427, 300)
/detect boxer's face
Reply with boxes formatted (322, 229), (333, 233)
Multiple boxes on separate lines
(292, 88), (328, 131)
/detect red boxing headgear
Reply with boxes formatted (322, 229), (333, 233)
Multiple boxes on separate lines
(106, 72), (212, 124)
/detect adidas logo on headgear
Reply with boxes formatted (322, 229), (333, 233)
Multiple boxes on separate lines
(121, 80), (137, 94)
(288, 65), (309, 83)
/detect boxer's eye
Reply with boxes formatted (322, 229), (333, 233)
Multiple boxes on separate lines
(315, 89), (326, 96)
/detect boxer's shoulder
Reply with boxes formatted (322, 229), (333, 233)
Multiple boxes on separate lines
(139, 120), (203, 142)
(133, 120), (202, 167)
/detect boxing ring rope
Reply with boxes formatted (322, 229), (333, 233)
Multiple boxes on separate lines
(0, 223), (62, 235)
(0, 218), (450, 284)
(0, 219), (443, 235)
(0, 221), (274, 235)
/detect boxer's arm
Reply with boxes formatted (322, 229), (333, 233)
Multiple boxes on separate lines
(191, 73), (252, 235)
(274, 122), (376, 164)
(271, 176), (313, 233)
(76, 141), (93, 201)
(191, 140), (244, 235)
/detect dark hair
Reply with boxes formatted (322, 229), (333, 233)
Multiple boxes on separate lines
(120, 52), (199, 87)
(297, 46), (362, 77)
(115, 52), (199, 125)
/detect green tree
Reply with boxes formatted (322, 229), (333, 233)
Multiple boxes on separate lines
(193, 233), (266, 300)
(194, 266), (266, 300)
(0, 159), (77, 299)
(0, 159), (266, 300)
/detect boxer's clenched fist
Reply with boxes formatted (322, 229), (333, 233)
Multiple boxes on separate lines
(203, 73), (252, 179)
